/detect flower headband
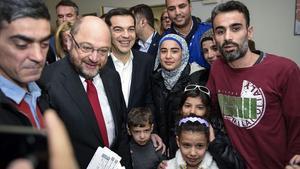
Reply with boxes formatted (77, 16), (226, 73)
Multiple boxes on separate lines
(178, 117), (209, 127)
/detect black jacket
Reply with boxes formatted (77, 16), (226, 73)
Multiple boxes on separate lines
(0, 90), (49, 126)
(208, 114), (246, 169)
(151, 65), (190, 158)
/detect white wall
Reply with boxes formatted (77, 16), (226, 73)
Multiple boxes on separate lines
(191, 0), (300, 64)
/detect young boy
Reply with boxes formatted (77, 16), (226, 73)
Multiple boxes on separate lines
(127, 107), (165, 169)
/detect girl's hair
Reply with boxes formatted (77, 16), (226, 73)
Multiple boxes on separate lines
(180, 84), (211, 118)
(176, 116), (209, 141)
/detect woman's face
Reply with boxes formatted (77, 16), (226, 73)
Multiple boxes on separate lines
(181, 96), (207, 117)
(159, 40), (182, 71)
(177, 131), (208, 168)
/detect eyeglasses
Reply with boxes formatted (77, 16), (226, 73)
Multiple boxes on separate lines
(70, 33), (109, 56)
(161, 16), (170, 21)
(184, 84), (210, 97)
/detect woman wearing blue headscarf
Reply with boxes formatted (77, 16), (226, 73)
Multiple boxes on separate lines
(151, 34), (191, 159)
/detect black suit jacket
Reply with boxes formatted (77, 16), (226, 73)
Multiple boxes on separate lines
(38, 57), (132, 169)
(132, 32), (161, 58)
(106, 50), (154, 112)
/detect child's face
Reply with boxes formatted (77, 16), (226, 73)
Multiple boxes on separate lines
(176, 131), (208, 168)
(128, 123), (153, 145)
(181, 96), (207, 117)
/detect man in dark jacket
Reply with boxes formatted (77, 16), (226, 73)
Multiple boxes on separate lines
(0, 0), (51, 127)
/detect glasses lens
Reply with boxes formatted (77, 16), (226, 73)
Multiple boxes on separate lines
(184, 85), (197, 92)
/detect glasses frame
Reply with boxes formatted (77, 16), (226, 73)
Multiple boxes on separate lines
(184, 84), (211, 97)
(70, 33), (109, 57)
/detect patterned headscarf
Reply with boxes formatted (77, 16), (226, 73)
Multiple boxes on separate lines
(154, 34), (189, 90)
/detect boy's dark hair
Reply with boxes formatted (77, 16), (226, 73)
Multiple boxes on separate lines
(176, 115), (209, 141)
(0, 0), (50, 29)
(129, 4), (155, 29)
(104, 8), (136, 27)
(127, 107), (153, 128)
(211, 1), (250, 28)
(56, 0), (79, 16)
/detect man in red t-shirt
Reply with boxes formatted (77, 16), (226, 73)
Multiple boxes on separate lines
(207, 1), (300, 169)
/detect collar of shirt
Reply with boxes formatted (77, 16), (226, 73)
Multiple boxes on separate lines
(110, 50), (134, 67)
(0, 75), (41, 104)
(137, 32), (156, 52)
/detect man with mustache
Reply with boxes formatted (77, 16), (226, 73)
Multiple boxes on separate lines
(164, 0), (211, 73)
(206, 1), (300, 169)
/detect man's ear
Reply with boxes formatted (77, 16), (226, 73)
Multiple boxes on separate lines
(126, 125), (131, 135)
(247, 25), (254, 40)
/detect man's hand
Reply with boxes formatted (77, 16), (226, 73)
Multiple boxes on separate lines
(151, 133), (166, 154)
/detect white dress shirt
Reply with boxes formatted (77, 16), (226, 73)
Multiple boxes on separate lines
(80, 74), (115, 147)
(110, 51), (133, 107)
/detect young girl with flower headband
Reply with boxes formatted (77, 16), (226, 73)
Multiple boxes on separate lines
(180, 84), (245, 169)
(166, 116), (219, 169)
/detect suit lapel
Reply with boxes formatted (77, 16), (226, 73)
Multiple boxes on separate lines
(100, 67), (119, 137)
(60, 58), (102, 143)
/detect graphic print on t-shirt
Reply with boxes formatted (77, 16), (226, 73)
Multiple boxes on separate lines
(218, 80), (266, 129)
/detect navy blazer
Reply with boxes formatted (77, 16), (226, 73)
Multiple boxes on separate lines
(132, 32), (161, 58)
(38, 57), (132, 169)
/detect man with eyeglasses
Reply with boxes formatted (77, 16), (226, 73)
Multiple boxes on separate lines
(38, 16), (132, 169)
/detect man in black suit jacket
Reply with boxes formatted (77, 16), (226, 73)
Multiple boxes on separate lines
(104, 8), (165, 152)
(39, 16), (132, 169)
(129, 4), (161, 58)
(0, 0), (51, 128)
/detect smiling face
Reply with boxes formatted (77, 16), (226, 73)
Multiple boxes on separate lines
(159, 39), (182, 71)
(166, 0), (192, 28)
(110, 15), (136, 57)
(0, 17), (50, 90)
(213, 11), (252, 62)
(177, 131), (208, 168)
(67, 16), (111, 79)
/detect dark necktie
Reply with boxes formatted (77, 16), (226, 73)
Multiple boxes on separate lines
(85, 79), (109, 147)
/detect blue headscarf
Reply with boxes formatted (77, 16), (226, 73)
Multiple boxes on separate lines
(154, 34), (189, 90)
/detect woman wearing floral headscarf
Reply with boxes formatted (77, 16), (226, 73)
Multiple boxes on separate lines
(151, 34), (191, 159)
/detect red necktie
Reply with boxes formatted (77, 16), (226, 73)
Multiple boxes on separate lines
(16, 99), (44, 128)
(85, 79), (109, 147)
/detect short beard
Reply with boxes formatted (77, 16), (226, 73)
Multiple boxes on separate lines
(219, 39), (248, 62)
